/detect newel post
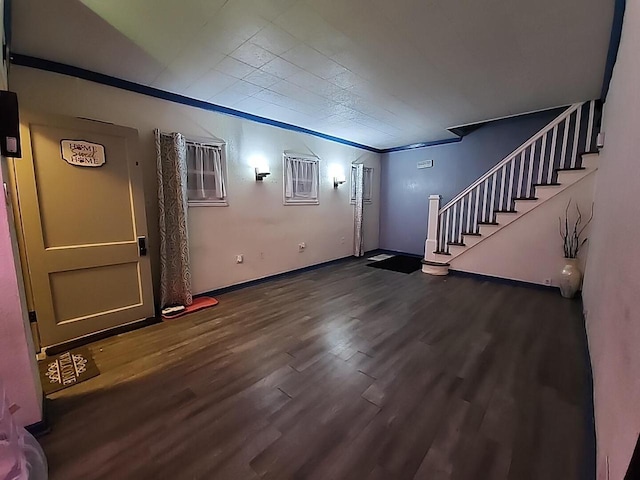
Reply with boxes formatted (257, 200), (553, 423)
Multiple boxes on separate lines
(425, 194), (440, 262)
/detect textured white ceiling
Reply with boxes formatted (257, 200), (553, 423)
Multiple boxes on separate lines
(11, 0), (614, 149)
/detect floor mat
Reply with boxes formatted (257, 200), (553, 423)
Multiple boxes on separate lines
(367, 254), (422, 274)
(39, 347), (99, 395)
(367, 254), (395, 262)
(162, 296), (219, 320)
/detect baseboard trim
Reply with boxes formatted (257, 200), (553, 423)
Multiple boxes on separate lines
(449, 269), (562, 292)
(44, 316), (161, 356)
(198, 253), (370, 298)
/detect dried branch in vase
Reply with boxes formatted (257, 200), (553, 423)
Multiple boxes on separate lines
(558, 199), (594, 258)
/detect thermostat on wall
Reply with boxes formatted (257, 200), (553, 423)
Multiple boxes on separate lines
(417, 159), (433, 169)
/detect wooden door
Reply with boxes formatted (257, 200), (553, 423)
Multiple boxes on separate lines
(12, 112), (154, 347)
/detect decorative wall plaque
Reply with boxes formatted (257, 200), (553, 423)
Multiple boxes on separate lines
(61, 140), (106, 167)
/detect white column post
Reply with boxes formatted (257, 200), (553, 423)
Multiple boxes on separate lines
(425, 194), (441, 262)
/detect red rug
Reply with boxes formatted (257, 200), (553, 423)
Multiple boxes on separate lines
(162, 296), (218, 320)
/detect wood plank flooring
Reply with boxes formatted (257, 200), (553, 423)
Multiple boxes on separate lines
(39, 259), (592, 479)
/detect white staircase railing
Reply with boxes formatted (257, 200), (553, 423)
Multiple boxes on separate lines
(429, 100), (599, 257)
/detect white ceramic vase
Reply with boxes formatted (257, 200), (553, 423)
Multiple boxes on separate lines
(559, 258), (582, 299)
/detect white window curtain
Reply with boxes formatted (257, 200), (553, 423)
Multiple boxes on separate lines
(284, 156), (319, 204)
(186, 143), (226, 202)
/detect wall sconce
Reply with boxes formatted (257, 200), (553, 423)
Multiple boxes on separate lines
(255, 167), (270, 181)
(250, 154), (270, 181)
(333, 175), (346, 188)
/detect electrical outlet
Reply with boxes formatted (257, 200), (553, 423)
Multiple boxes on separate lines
(543, 278), (552, 286)
(298, 242), (306, 252)
(340, 236), (345, 244)
(236, 254), (244, 264)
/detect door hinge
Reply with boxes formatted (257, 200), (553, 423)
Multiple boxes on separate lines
(28, 311), (37, 323)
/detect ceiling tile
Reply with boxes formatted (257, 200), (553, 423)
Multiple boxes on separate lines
(288, 72), (347, 98)
(216, 56), (257, 79)
(230, 42), (277, 68)
(210, 80), (263, 107)
(259, 57), (305, 79)
(244, 69), (282, 88)
(233, 96), (279, 115)
(281, 44), (348, 79)
(249, 24), (299, 56)
(184, 69), (238, 101)
(328, 70), (366, 90)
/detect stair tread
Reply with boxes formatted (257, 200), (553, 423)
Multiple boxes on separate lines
(555, 167), (586, 172)
(462, 232), (481, 236)
(434, 251), (451, 256)
(513, 197), (539, 201)
(495, 209), (517, 213)
(422, 259), (450, 267)
(447, 242), (465, 246)
(478, 221), (499, 225)
(532, 182), (561, 187)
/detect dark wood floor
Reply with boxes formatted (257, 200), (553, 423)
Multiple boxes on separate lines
(40, 259), (592, 479)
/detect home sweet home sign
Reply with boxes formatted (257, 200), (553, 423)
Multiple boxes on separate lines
(60, 140), (106, 167)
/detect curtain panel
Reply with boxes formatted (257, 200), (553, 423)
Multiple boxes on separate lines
(155, 130), (192, 308)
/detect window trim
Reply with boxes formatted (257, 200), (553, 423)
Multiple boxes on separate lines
(185, 138), (229, 207)
(350, 165), (374, 205)
(282, 152), (320, 206)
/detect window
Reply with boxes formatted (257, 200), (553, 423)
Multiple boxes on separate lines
(186, 140), (228, 206)
(283, 153), (319, 205)
(350, 165), (373, 204)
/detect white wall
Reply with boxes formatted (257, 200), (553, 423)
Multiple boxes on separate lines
(9, 66), (380, 299)
(582, 1), (640, 478)
(450, 173), (596, 287)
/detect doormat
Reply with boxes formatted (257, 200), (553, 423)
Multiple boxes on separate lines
(367, 254), (395, 262)
(367, 255), (422, 274)
(162, 296), (219, 320)
(38, 347), (99, 395)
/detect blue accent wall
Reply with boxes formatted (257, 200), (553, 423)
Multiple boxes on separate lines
(379, 108), (565, 256)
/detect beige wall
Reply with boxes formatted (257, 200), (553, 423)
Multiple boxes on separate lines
(10, 66), (381, 302)
(582, 1), (640, 478)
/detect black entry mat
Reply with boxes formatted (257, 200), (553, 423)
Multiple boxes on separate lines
(367, 255), (422, 274)
(38, 347), (100, 395)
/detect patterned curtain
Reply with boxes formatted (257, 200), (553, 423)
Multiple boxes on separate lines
(155, 130), (192, 308)
(353, 163), (365, 257)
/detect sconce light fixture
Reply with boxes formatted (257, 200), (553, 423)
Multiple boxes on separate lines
(330, 164), (346, 188)
(333, 175), (346, 188)
(255, 167), (270, 181)
(250, 154), (270, 181)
